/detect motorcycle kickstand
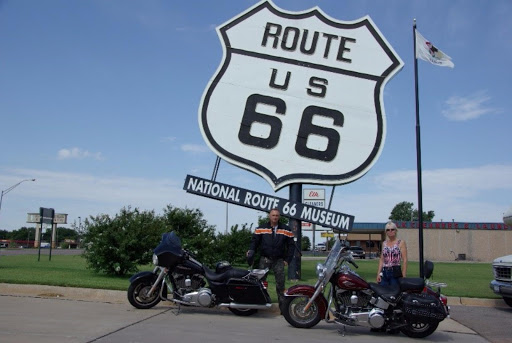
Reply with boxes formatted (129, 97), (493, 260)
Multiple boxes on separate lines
(336, 324), (347, 337)
(171, 302), (182, 316)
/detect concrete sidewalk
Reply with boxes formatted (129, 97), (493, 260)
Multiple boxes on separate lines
(1, 282), (506, 337)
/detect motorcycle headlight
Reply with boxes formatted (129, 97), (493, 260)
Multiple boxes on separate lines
(152, 254), (158, 266)
(316, 263), (325, 278)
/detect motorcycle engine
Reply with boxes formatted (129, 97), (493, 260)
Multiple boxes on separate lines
(173, 272), (206, 295)
(337, 290), (372, 310)
(368, 308), (385, 328)
(182, 288), (213, 307)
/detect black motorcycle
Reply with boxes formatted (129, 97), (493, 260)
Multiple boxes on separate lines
(127, 231), (272, 316)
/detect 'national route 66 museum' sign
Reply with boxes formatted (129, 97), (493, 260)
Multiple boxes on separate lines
(199, 1), (403, 190)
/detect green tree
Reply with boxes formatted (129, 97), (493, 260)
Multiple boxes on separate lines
(9, 227), (36, 241)
(301, 235), (311, 251)
(161, 205), (218, 267)
(0, 229), (9, 239)
(82, 206), (164, 275)
(389, 201), (435, 221)
(215, 223), (253, 265)
(257, 213), (289, 226)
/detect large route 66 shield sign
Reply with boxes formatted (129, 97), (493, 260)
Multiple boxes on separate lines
(199, 1), (403, 190)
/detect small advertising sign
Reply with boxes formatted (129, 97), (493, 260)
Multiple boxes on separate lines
(303, 188), (325, 208)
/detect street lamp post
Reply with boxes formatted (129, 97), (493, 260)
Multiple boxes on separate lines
(0, 179), (36, 219)
(78, 216), (81, 248)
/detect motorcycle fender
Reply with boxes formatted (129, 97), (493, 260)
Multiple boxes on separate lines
(129, 271), (157, 284)
(285, 284), (328, 318)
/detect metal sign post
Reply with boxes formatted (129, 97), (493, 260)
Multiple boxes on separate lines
(38, 207), (54, 261)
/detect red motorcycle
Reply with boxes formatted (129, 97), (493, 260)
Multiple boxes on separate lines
(282, 235), (449, 338)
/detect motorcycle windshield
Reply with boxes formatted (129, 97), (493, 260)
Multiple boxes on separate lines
(323, 238), (345, 279)
(153, 231), (183, 257)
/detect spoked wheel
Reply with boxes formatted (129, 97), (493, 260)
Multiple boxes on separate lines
(228, 308), (258, 316)
(400, 321), (439, 338)
(127, 278), (162, 309)
(282, 295), (321, 328)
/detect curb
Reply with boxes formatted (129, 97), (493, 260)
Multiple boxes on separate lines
(0, 283), (126, 304)
(1, 283), (508, 309)
(446, 296), (509, 308)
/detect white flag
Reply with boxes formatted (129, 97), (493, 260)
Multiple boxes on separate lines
(415, 30), (454, 68)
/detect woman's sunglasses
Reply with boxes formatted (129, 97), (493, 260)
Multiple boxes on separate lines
(386, 229), (396, 232)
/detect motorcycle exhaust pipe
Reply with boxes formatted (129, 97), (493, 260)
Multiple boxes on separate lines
(218, 303), (272, 310)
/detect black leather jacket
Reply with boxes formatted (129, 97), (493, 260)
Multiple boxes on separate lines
(249, 222), (295, 264)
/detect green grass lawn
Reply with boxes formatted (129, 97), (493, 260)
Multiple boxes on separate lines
(0, 254), (499, 302)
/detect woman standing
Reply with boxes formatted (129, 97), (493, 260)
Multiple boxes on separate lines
(376, 221), (408, 286)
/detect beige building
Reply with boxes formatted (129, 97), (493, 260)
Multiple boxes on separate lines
(346, 221), (512, 263)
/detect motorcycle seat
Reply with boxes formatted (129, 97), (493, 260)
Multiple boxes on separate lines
(368, 282), (401, 303)
(398, 277), (425, 291)
(203, 266), (250, 282)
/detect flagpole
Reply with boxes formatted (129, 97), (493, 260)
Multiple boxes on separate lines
(413, 19), (425, 278)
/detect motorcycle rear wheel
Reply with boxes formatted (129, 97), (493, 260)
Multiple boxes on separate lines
(228, 308), (258, 316)
(127, 278), (162, 309)
(400, 321), (439, 338)
(282, 295), (321, 328)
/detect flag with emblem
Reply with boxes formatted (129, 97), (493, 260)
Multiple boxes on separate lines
(415, 30), (454, 68)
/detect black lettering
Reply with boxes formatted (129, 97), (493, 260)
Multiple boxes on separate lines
(337, 37), (356, 62)
(269, 69), (291, 90)
(238, 94), (286, 149)
(281, 27), (300, 51)
(295, 106), (344, 161)
(300, 29), (319, 55)
(322, 33), (338, 58)
(307, 77), (327, 98)
(261, 22), (282, 48)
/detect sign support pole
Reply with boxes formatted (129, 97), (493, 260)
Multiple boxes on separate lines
(288, 184), (302, 280)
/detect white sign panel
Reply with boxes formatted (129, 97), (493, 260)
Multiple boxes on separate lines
(27, 213), (68, 224)
(303, 188), (325, 208)
(199, 0), (403, 190)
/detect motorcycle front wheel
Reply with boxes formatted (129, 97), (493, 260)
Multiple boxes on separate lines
(228, 308), (258, 316)
(400, 321), (439, 338)
(282, 295), (321, 328)
(127, 278), (162, 309)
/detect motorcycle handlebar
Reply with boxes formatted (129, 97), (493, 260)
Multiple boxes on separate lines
(184, 249), (197, 260)
(349, 259), (359, 269)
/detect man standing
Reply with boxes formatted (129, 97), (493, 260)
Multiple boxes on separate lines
(247, 208), (295, 310)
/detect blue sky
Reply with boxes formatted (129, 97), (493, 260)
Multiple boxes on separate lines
(1, 0), (511, 241)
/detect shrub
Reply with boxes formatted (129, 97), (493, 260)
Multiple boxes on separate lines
(82, 207), (164, 275)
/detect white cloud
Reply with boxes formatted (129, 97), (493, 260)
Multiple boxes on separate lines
(1, 164), (510, 232)
(181, 144), (210, 153)
(57, 148), (104, 161)
(340, 164), (512, 223)
(160, 136), (177, 143)
(442, 91), (499, 121)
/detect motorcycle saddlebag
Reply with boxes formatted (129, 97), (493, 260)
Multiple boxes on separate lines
(227, 278), (270, 305)
(402, 293), (447, 323)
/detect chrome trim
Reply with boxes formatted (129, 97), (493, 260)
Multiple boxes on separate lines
(218, 303), (272, 310)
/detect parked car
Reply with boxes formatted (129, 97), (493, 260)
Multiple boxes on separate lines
(348, 246), (366, 259)
(315, 243), (327, 251)
(490, 254), (512, 307)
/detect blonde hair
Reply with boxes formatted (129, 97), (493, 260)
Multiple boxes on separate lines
(385, 221), (398, 239)
(385, 221), (397, 230)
